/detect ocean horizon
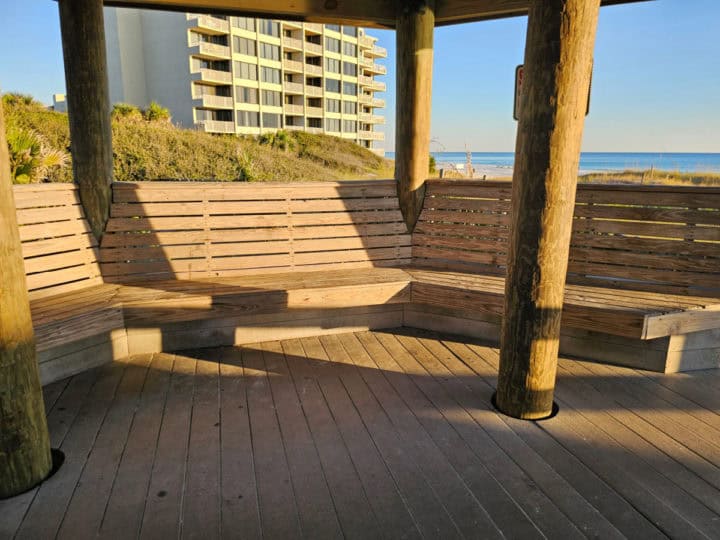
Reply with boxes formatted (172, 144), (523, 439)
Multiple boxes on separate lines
(384, 152), (720, 177)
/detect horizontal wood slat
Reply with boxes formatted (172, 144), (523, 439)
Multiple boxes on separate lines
(102, 180), (410, 281)
(14, 184), (102, 297)
(415, 180), (720, 296)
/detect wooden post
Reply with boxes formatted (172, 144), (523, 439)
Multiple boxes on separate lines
(395, 0), (434, 232)
(58, 0), (114, 240)
(496, 0), (600, 419)
(0, 96), (52, 498)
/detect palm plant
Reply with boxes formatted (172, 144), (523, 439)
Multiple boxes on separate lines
(7, 126), (69, 183)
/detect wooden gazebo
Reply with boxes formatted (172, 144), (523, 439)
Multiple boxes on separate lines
(5, 2), (720, 532)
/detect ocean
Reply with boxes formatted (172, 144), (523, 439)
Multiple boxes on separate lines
(385, 152), (720, 177)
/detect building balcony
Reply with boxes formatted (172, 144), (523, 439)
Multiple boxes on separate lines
(283, 103), (304, 115)
(359, 57), (372, 68)
(369, 80), (386, 92)
(306, 126), (323, 134)
(187, 14), (230, 35)
(365, 62), (387, 75)
(190, 41), (231, 60)
(359, 112), (385, 124)
(304, 23), (323, 33)
(305, 85), (323, 97)
(195, 120), (235, 133)
(283, 58), (304, 72)
(191, 68), (232, 85)
(358, 75), (373, 87)
(283, 81), (304, 94)
(371, 97), (386, 108)
(359, 35), (374, 48)
(304, 41), (322, 55)
(358, 129), (384, 140)
(193, 94), (233, 109)
(304, 63), (322, 76)
(282, 36), (303, 50)
(367, 44), (387, 58)
(284, 124), (304, 131)
(282, 20), (303, 29)
(305, 106), (323, 117)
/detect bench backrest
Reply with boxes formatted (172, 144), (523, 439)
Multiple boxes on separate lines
(413, 180), (720, 296)
(101, 180), (411, 282)
(14, 184), (103, 300)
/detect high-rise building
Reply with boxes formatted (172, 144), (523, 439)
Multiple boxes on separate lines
(104, 9), (387, 155)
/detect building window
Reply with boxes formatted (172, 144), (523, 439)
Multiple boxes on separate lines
(236, 86), (258, 104)
(262, 90), (282, 107)
(325, 58), (340, 73)
(258, 19), (279, 37)
(233, 36), (256, 56)
(232, 17), (255, 31)
(308, 117), (322, 129)
(343, 26), (358, 37)
(260, 66), (281, 84)
(326, 98), (341, 113)
(342, 101), (356, 114)
(197, 109), (232, 122)
(234, 61), (258, 81)
(326, 118), (341, 132)
(307, 97), (322, 108)
(262, 113), (282, 128)
(343, 42), (357, 57)
(343, 62), (357, 77)
(325, 24), (341, 32)
(237, 110), (260, 127)
(259, 42), (280, 61)
(325, 37), (341, 53)
(342, 82), (357, 96)
(343, 120), (357, 133)
(325, 78), (341, 93)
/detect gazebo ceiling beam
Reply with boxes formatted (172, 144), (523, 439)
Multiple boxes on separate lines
(102, 0), (649, 28)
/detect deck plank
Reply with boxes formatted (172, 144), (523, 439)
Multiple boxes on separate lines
(139, 354), (197, 540)
(3, 329), (718, 540)
(99, 353), (174, 539)
(242, 344), (303, 539)
(15, 362), (127, 540)
(56, 355), (152, 540)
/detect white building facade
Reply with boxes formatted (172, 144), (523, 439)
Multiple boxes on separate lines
(104, 9), (387, 154)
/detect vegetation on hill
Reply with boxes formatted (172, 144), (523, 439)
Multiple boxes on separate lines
(578, 169), (720, 186)
(2, 93), (391, 184)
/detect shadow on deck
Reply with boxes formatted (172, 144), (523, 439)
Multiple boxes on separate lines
(2, 328), (719, 539)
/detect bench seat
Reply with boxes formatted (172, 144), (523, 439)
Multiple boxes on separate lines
(407, 268), (720, 372)
(30, 284), (127, 384)
(113, 267), (412, 355)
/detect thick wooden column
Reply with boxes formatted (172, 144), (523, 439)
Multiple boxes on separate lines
(395, 0), (434, 232)
(0, 96), (52, 498)
(59, 0), (113, 240)
(497, 0), (600, 419)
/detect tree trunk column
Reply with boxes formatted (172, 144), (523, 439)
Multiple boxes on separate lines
(395, 0), (434, 232)
(497, 0), (600, 420)
(0, 96), (52, 499)
(59, 0), (113, 240)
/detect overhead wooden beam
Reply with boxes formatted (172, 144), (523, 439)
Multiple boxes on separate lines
(395, 0), (434, 232)
(496, 0), (600, 420)
(102, 0), (650, 28)
(0, 95), (52, 499)
(59, 0), (114, 240)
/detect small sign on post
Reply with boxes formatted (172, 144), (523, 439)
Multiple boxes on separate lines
(514, 64), (592, 120)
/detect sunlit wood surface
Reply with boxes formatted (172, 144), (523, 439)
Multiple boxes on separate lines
(2, 329), (719, 539)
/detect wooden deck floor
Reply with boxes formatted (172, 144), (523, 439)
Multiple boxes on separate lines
(2, 329), (720, 540)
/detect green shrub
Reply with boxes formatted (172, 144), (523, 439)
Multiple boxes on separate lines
(7, 125), (69, 184)
(142, 101), (171, 122)
(111, 102), (142, 121)
(429, 154), (437, 173)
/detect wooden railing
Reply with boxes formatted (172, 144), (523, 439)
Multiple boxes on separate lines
(413, 180), (720, 296)
(100, 180), (410, 282)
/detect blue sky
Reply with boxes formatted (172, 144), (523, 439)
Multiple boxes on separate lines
(1, 0), (719, 152)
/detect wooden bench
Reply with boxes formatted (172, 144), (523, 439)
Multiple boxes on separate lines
(408, 180), (720, 372)
(99, 180), (412, 355)
(14, 184), (126, 384)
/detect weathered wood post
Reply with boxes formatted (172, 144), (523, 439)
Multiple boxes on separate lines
(497, 0), (600, 419)
(0, 95), (52, 498)
(58, 0), (114, 240)
(395, 0), (434, 232)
